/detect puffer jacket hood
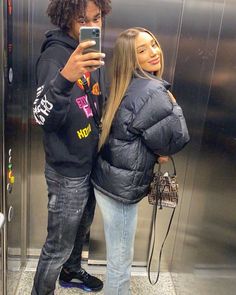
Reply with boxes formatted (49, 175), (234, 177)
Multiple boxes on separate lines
(92, 74), (190, 204)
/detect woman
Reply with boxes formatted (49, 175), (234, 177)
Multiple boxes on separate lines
(91, 27), (190, 294)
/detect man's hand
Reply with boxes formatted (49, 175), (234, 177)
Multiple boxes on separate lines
(60, 40), (105, 82)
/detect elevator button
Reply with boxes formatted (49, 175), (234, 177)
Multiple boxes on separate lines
(8, 206), (14, 222)
(7, 183), (13, 194)
(8, 170), (12, 179)
(10, 176), (15, 184)
(9, 68), (13, 84)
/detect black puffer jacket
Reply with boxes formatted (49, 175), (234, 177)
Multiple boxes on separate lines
(92, 73), (190, 204)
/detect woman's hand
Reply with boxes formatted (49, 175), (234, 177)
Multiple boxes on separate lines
(167, 91), (177, 104)
(157, 156), (169, 164)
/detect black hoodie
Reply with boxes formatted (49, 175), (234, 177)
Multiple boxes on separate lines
(33, 29), (105, 177)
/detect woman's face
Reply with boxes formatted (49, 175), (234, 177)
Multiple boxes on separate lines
(135, 32), (162, 73)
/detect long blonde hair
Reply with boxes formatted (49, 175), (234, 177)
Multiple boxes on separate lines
(99, 27), (164, 150)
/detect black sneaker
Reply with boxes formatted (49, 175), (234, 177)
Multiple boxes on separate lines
(59, 268), (103, 292)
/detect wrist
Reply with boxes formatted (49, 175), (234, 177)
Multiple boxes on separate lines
(60, 68), (74, 82)
(54, 71), (75, 92)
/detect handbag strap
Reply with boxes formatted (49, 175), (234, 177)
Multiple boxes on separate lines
(170, 155), (177, 175)
(158, 155), (176, 175)
(81, 76), (102, 133)
(147, 202), (176, 285)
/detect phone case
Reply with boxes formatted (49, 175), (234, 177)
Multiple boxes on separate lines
(79, 27), (101, 53)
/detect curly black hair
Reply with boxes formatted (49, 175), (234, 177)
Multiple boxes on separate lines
(47, 0), (112, 31)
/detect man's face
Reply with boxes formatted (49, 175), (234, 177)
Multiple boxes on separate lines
(69, 1), (102, 41)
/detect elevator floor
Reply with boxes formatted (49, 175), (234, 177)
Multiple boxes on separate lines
(14, 267), (176, 295)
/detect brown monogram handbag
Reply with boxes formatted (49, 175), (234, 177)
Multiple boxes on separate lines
(147, 156), (178, 208)
(147, 156), (179, 285)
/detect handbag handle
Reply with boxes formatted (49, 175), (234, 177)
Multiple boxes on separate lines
(158, 155), (176, 175)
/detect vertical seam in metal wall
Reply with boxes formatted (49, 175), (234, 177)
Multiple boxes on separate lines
(167, 1), (186, 285)
(170, 0), (186, 87)
(20, 0), (31, 266)
(206, 0), (226, 102)
(25, 0), (34, 262)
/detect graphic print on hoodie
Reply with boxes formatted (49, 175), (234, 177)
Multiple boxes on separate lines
(33, 29), (105, 177)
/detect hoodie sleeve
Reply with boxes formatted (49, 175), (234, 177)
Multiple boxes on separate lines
(128, 86), (190, 155)
(32, 55), (74, 132)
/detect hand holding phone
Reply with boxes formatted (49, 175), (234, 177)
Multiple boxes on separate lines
(60, 40), (105, 82)
(79, 26), (101, 54)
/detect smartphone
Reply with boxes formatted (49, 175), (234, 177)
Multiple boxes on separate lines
(79, 26), (101, 54)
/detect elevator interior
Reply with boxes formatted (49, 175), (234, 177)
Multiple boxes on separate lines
(1, 0), (236, 294)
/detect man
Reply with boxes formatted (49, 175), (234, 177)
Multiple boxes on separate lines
(32, 1), (111, 294)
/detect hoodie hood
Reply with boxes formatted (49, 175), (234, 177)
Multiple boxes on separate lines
(41, 29), (78, 53)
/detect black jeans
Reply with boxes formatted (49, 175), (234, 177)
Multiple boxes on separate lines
(31, 164), (96, 295)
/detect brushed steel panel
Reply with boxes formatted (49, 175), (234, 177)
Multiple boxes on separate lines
(4, 0), (30, 293)
(28, 0), (52, 251)
(0, 0), (5, 292)
(171, 0), (226, 272)
(171, 1), (236, 295)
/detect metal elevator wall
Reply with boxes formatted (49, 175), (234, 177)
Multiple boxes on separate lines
(170, 1), (236, 294)
(0, 0), (236, 295)
(1, 0), (31, 294)
(0, 1), (5, 293)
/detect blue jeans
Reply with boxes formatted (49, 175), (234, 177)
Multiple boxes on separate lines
(32, 164), (96, 295)
(94, 188), (138, 295)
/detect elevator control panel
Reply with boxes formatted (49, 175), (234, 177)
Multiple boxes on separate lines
(7, 148), (15, 193)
